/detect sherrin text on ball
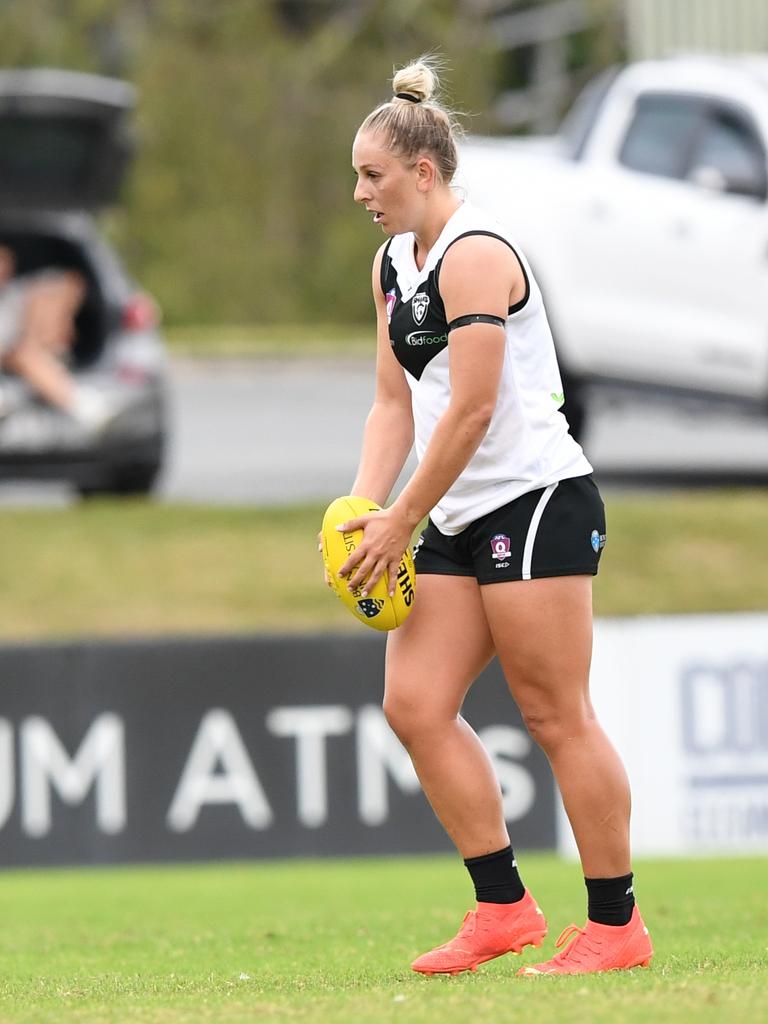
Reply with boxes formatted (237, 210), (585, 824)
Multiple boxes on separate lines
(321, 495), (416, 631)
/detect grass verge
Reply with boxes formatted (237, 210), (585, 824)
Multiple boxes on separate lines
(165, 324), (373, 359)
(1, 489), (766, 640)
(0, 854), (764, 1023)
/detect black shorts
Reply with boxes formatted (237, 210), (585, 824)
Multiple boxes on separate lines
(413, 474), (606, 585)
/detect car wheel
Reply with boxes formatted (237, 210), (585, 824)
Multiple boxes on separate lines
(77, 462), (161, 499)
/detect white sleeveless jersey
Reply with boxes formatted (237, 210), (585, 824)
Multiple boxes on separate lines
(381, 201), (592, 535)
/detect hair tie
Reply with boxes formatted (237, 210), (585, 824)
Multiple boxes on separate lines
(395, 92), (420, 103)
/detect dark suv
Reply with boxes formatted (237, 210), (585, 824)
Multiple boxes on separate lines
(0, 68), (166, 496)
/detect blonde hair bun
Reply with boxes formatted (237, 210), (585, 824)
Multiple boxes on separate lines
(358, 55), (459, 184)
(392, 58), (439, 104)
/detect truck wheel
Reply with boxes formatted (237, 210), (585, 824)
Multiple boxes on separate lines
(560, 369), (588, 443)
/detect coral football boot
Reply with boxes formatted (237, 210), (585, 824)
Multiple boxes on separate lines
(518, 905), (653, 976)
(411, 890), (547, 976)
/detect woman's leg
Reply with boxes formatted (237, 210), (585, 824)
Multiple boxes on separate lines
(393, 574), (549, 975)
(480, 575), (631, 878)
(384, 573), (503, 858)
(23, 272), (86, 357)
(481, 575), (654, 976)
(2, 342), (75, 411)
(3, 274), (113, 428)
(2, 274), (85, 411)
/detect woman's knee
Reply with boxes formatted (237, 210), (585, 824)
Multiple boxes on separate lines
(381, 690), (421, 744)
(382, 687), (456, 746)
(518, 697), (594, 754)
(2, 344), (31, 373)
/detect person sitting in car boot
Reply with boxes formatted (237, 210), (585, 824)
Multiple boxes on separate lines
(0, 245), (113, 430)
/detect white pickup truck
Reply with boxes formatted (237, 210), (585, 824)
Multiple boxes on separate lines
(460, 56), (768, 439)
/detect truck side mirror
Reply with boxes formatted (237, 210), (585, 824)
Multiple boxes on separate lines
(689, 164), (767, 202)
(688, 165), (726, 192)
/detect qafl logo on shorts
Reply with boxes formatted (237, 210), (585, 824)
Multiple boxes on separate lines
(412, 292), (430, 326)
(490, 533), (512, 560)
(590, 529), (606, 553)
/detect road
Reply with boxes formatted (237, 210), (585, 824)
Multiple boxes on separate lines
(159, 358), (381, 505)
(158, 358), (768, 503)
(1, 356), (767, 506)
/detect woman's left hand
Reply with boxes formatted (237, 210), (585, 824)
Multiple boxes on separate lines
(337, 505), (415, 597)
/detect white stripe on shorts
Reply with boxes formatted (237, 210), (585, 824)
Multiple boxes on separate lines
(521, 482), (559, 581)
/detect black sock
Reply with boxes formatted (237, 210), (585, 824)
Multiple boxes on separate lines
(463, 845), (525, 904)
(585, 873), (635, 926)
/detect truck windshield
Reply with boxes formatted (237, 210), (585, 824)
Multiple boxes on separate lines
(559, 67), (620, 161)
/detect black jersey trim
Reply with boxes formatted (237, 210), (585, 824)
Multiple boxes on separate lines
(379, 238), (395, 295)
(448, 313), (506, 332)
(436, 230), (531, 315)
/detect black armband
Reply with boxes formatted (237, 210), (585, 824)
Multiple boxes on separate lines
(447, 313), (506, 333)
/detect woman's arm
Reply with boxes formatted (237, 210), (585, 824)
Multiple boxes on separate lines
(349, 244), (414, 505)
(339, 235), (523, 595)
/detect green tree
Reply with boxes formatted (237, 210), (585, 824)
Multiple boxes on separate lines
(0, 1), (622, 327)
(120, 0), (500, 324)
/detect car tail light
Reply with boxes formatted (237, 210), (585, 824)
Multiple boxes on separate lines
(122, 292), (159, 332)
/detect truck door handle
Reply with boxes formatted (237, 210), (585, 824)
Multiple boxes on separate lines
(588, 200), (611, 220)
(671, 220), (691, 238)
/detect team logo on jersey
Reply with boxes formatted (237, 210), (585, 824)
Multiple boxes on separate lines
(357, 598), (385, 619)
(590, 529), (606, 553)
(490, 534), (512, 560)
(385, 289), (397, 324)
(412, 292), (430, 325)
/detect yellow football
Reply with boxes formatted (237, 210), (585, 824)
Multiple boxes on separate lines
(321, 495), (416, 631)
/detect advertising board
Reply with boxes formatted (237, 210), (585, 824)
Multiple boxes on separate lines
(557, 614), (768, 857)
(0, 634), (555, 866)
(2, 613), (765, 867)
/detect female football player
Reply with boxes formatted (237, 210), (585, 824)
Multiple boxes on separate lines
(334, 57), (652, 977)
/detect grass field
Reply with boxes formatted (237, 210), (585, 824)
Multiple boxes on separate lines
(0, 854), (764, 1024)
(3, 330), (765, 1021)
(1, 489), (767, 639)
